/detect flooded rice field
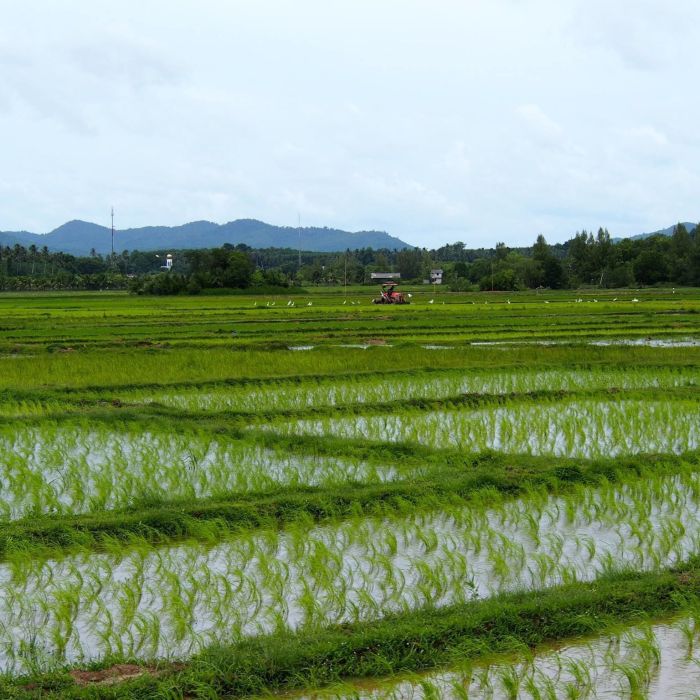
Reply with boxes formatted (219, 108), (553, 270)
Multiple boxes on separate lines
(0, 470), (698, 674)
(280, 399), (700, 458)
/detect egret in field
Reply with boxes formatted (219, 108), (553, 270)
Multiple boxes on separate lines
(343, 300), (347, 305)
(507, 299), (511, 304)
(428, 299), (434, 304)
(407, 293), (413, 298)
(632, 298), (639, 303)
(307, 301), (312, 306)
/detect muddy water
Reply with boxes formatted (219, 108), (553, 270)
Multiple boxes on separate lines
(286, 399), (700, 458)
(0, 471), (698, 674)
(471, 337), (700, 347)
(127, 367), (699, 414)
(292, 617), (700, 699)
(0, 426), (387, 519)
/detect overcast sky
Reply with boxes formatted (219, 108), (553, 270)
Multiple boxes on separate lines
(1, 1), (699, 247)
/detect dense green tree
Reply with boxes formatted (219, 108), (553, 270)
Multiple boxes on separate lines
(634, 244), (670, 285)
(396, 248), (423, 280)
(2, 222), (699, 294)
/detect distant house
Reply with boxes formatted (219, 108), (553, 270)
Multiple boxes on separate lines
(430, 269), (443, 284)
(370, 272), (401, 281)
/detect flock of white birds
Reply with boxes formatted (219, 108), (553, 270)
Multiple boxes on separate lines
(251, 296), (646, 307)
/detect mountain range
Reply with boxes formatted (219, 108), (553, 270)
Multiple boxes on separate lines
(0, 218), (696, 256)
(0, 219), (413, 255)
(615, 221), (697, 242)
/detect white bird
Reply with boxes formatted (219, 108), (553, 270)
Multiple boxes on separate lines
(287, 300), (293, 306)
(307, 301), (312, 306)
(507, 299), (511, 304)
(593, 299), (598, 303)
(428, 299), (434, 304)
(253, 302), (257, 307)
(632, 298), (639, 302)
(544, 301), (549, 304)
(343, 300), (347, 305)
(271, 301), (275, 306)
(266, 301), (270, 307)
(613, 298), (617, 302)
(407, 293), (413, 298)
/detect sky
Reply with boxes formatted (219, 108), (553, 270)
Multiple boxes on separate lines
(1, 0), (699, 248)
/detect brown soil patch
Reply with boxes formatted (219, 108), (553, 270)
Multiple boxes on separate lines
(365, 338), (387, 345)
(69, 664), (155, 686)
(677, 571), (694, 585)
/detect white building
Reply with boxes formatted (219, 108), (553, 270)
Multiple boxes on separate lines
(430, 269), (443, 284)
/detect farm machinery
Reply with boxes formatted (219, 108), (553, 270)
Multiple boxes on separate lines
(372, 283), (410, 304)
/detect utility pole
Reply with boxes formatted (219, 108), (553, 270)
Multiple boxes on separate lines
(297, 213), (302, 270)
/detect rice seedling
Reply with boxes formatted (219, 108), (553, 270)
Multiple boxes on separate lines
(0, 422), (386, 519)
(117, 365), (700, 416)
(0, 469), (696, 674)
(0, 290), (697, 695)
(292, 616), (700, 700)
(279, 398), (700, 459)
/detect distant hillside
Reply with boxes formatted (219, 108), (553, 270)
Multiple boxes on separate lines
(0, 219), (413, 255)
(0, 230), (40, 248)
(614, 221), (698, 242)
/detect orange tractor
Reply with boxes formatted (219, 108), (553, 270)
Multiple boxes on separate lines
(372, 283), (410, 304)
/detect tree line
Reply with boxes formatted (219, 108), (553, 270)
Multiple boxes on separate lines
(1, 222), (698, 293)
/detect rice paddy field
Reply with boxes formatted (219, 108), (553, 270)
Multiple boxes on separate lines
(0, 286), (699, 698)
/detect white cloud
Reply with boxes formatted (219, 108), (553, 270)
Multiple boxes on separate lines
(569, 0), (694, 71)
(0, 0), (699, 246)
(516, 104), (564, 145)
(626, 126), (669, 148)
